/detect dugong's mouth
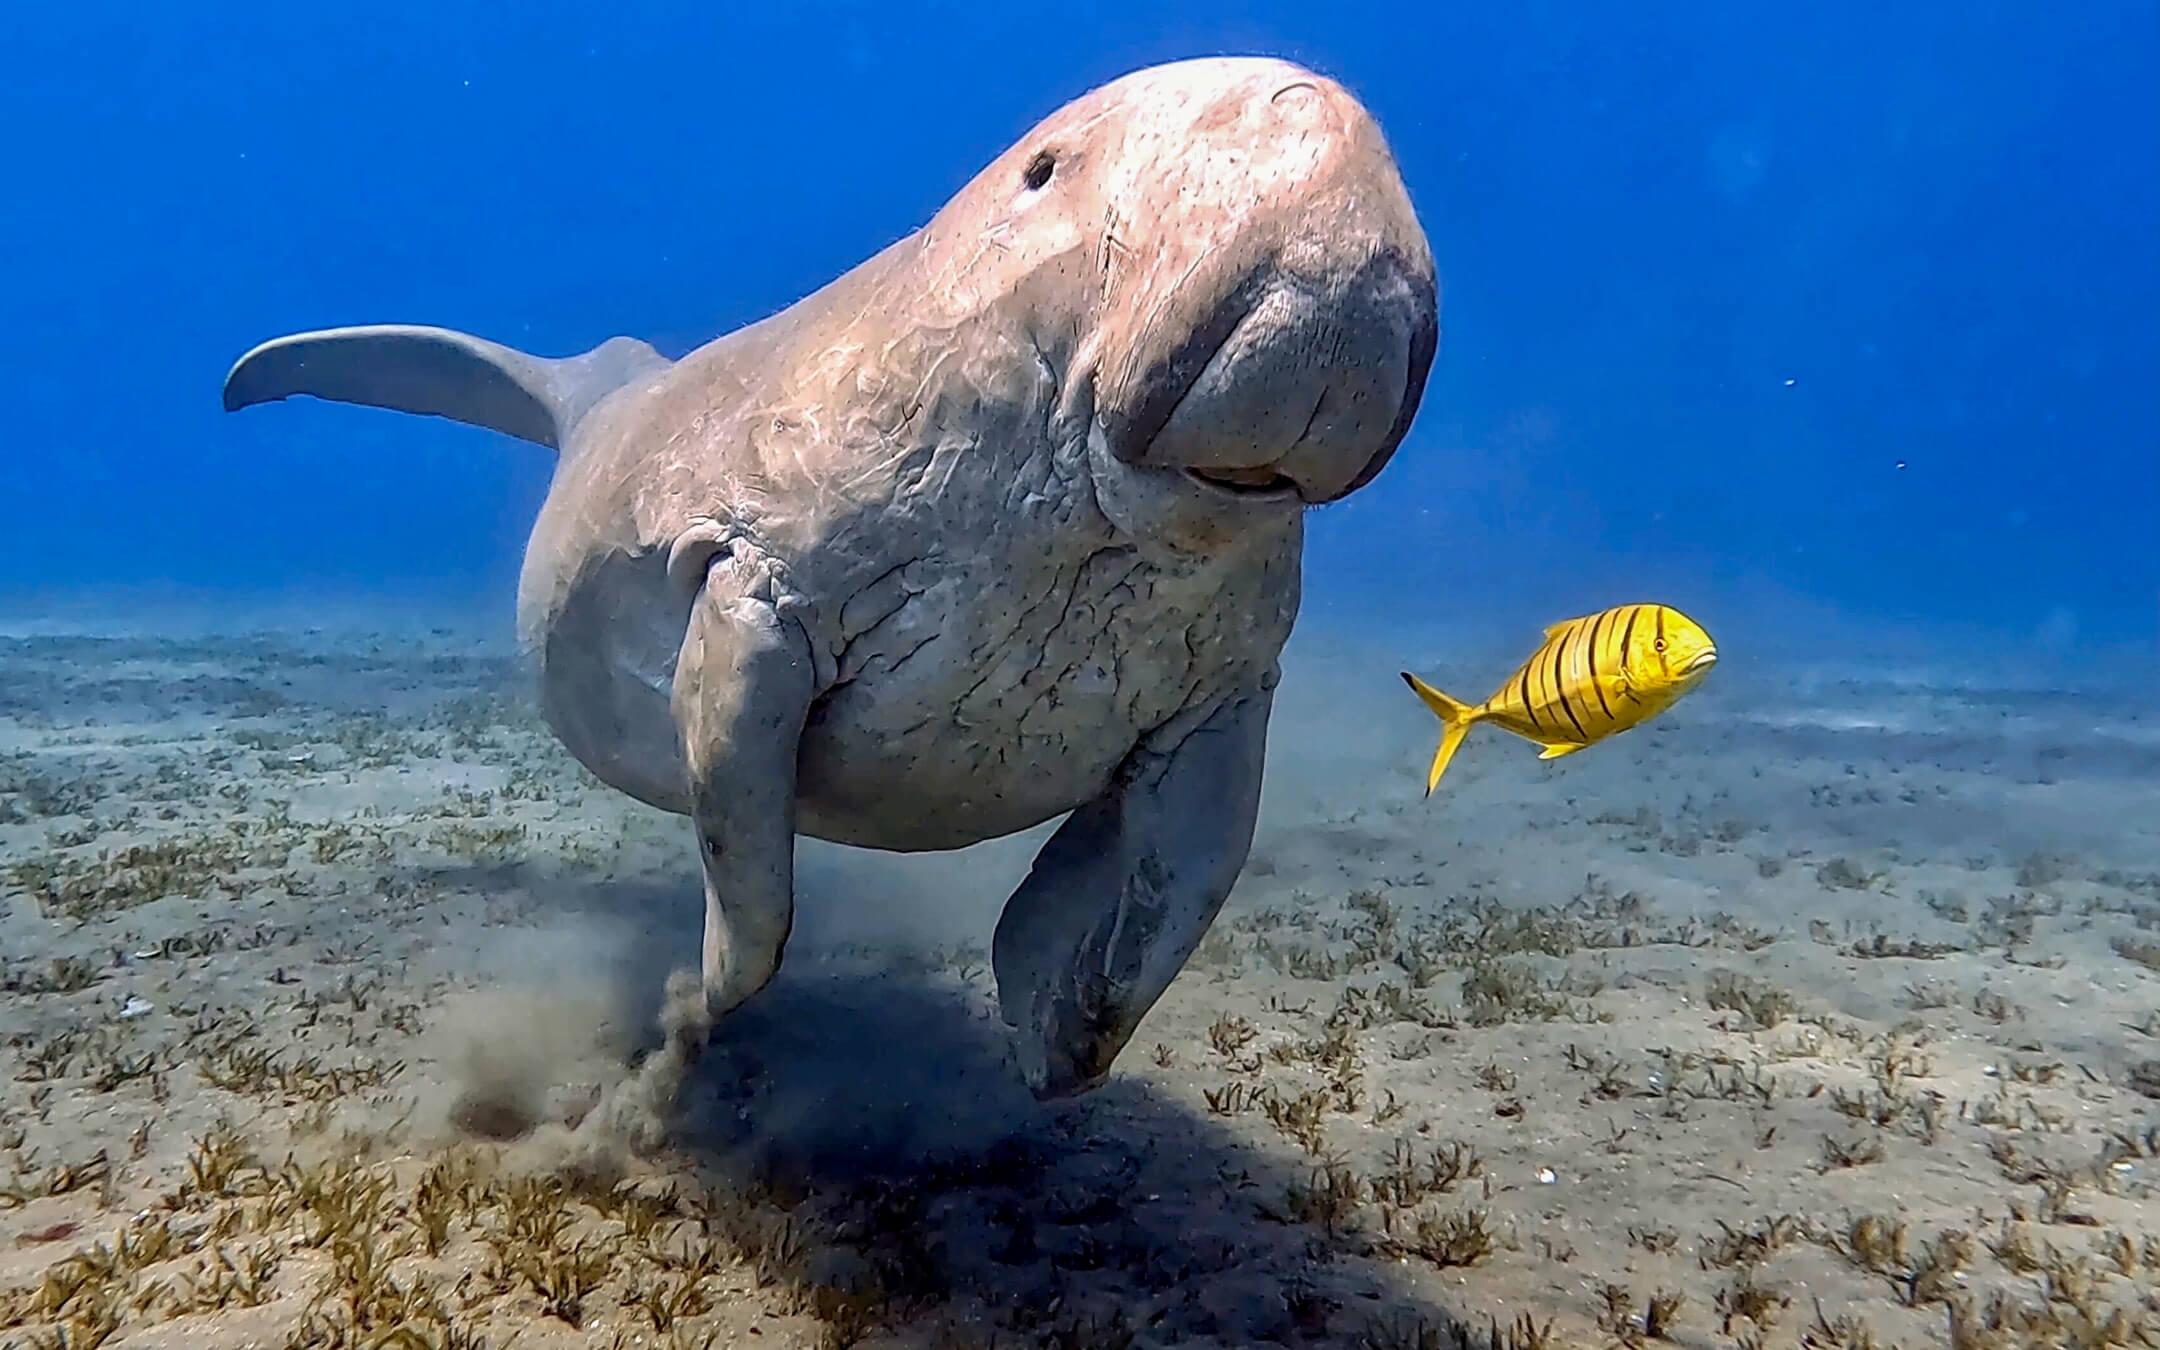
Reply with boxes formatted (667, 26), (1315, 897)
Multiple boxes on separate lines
(1185, 466), (1301, 499)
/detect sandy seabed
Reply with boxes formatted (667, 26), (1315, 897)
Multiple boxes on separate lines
(2, 606), (2157, 1349)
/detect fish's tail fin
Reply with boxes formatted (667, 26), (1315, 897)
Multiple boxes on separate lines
(1399, 671), (1477, 797)
(221, 325), (671, 453)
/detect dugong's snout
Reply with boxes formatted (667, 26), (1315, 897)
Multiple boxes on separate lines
(1094, 63), (1439, 505)
(1150, 244), (1437, 504)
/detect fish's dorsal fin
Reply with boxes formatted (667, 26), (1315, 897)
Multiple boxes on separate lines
(222, 325), (671, 453)
(1542, 613), (1597, 642)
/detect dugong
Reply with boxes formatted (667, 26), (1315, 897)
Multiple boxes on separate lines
(222, 56), (1438, 1099)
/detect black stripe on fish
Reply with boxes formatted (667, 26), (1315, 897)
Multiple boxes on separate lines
(1518, 665), (1542, 733)
(1540, 640), (1561, 724)
(1550, 635), (1587, 739)
(1614, 606), (1646, 706)
(1567, 620), (1601, 735)
(1586, 610), (1615, 721)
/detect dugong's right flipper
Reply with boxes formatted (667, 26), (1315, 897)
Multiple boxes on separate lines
(671, 546), (818, 1021)
(222, 324), (669, 451)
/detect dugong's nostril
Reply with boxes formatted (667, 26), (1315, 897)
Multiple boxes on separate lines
(1270, 80), (1321, 107)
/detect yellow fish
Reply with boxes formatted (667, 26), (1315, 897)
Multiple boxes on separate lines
(1399, 603), (1718, 796)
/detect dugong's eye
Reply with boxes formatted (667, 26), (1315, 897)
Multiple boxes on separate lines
(1022, 151), (1056, 192)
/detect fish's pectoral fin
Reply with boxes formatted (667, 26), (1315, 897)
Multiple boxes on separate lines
(1538, 741), (1587, 760)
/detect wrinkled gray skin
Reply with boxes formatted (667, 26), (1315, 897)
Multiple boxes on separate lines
(222, 56), (1438, 1099)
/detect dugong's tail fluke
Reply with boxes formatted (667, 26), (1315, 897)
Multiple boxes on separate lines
(221, 324), (670, 452)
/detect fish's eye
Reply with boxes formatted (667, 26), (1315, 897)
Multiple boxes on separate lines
(1654, 638), (1667, 653)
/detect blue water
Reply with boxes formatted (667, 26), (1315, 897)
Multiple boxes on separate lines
(3, 1), (2154, 652)
(4, 13), (2159, 1345)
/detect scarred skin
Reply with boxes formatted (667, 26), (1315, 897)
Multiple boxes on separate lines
(222, 56), (1439, 1099)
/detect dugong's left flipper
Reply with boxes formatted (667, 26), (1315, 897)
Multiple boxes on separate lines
(672, 547), (817, 1021)
(992, 681), (1274, 1099)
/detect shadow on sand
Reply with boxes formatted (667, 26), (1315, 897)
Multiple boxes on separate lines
(469, 859), (1543, 1348)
